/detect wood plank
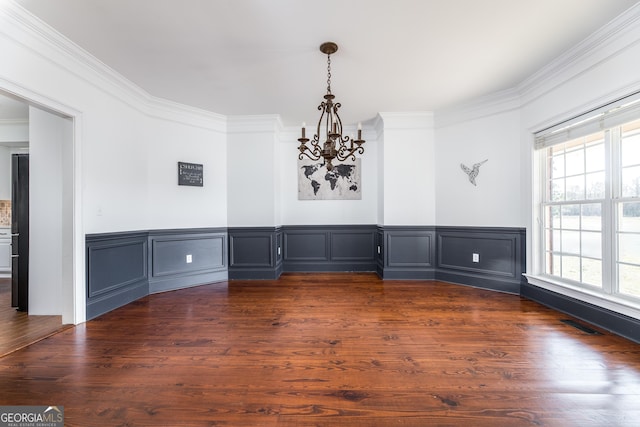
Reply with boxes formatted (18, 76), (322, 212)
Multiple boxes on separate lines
(1, 273), (639, 426)
(0, 278), (68, 357)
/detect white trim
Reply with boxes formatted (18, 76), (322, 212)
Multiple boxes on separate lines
(519, 3), (640, 106)
(524, 274), (640, 320)
(227, 115), (282, 134)
(434, 88), (521, 129)
(376, 112), (434, 130)
(71, 112), (85, 325)
(0, 118), (27, 125)
(1, 0), (226, 133)
(0, 77), (86, 325)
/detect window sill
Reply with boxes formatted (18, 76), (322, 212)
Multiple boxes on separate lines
(523, 274), (640, 321)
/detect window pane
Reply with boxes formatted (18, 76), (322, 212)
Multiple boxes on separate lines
(582, 231), (601, 258)
(561, 205), (580, 228)
(619, 264), (640, 298)
(619, 202), (640, 232)
(621, 133), (640, 167)
(562, 230), (580, 254)
(582, 258), (602, 288)
(586, 172), (605, 199)
(585, 143), (604, 173)
(551, 179), (564, 201)
(546, 205), (561, 228)
(545, 228), (552, 253)
(582, 204), (601, 231)
(552, 254), (561, 276)
(565, 148), (585, 176)
(566, 175), (584, 200)
(562, 255), (580, 282)
(618, 234), (640, 264)
(621, 165), (640, 197)
(551, 154), (565, 178)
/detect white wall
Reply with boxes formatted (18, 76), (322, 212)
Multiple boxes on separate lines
(0, 5), (228, 235)
(378, 112), (435, 226)
(227, 116), (280, 227)
(278, 124), (378, 226)
(28, 106), (72, 316)
(146, 115), (227, 229)
(0, 120), (28, 200)
(0, 145), (9, 200)
(435, 107), (523, 227)
(0, 120), (28, 143)
(376, 123), (385, 225)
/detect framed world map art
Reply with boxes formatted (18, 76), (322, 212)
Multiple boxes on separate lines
(298, 158), (361, 200)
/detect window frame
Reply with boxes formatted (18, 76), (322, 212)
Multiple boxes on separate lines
(529, 93), (640, 321)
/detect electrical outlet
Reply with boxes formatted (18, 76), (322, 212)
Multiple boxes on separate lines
(186, 254), (193, 263)
(472, 253), (479, 263)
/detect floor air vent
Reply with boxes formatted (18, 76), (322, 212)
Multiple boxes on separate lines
(561, 319), (602, 335)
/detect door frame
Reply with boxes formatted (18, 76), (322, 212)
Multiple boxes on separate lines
(1, 78), (85, 325)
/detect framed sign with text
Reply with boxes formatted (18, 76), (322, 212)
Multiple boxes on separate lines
(178, 162), (204, 187)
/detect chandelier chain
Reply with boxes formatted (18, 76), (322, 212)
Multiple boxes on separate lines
(326, 54), (332, 94)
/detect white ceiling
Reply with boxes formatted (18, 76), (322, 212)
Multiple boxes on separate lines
(11, 0), (640, 126)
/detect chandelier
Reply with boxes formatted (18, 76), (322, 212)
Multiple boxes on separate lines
(298, 42), (365, 171)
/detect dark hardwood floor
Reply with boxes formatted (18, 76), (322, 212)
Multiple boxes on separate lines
(0, 278), (67, 358)
(0, 273), (638, 426)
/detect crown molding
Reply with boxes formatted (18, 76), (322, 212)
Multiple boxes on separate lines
(376, 112), (434, 131)
(433, 4), (640, 128)
(434, 88), (521, 129)
(227, 115), (283, 134)
(518, 2), (640, 106)
(1, 1), (226, 132)
(0, 118), (28, 126)
(0, 118), (28, 144)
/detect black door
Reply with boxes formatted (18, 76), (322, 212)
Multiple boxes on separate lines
(11, 154), (29, 311)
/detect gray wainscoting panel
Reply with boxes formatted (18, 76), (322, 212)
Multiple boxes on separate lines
(228, 227), (282, 279)
(87, 228), (228, 319)
(86, 232), (149, 320)
(152, 236), (224, 277)
(331, 230), (376, 261)
(379, 226), (436, 279)
(284, 230), (330, 262)
(283, 225), (377, 272)
(436, 227), (525, 294)
(149, 229), (228, 293)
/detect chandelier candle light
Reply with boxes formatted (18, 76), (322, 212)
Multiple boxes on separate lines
(298, 42), (365, 171)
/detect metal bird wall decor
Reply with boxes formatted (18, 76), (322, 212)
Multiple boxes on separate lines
(460, 159), (488, 186)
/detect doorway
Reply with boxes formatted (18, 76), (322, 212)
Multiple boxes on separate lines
(0, 90), (78, 356)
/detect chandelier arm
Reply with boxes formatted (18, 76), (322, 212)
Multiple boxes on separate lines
(298, 150), (321, 161)
(308, 136), (323, 153)
(317, 101), (328, 138)
(336, 146), (364, 162)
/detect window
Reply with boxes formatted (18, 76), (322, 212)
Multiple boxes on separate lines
(618, 119), (640, 298)
(538, 113), (640, 303)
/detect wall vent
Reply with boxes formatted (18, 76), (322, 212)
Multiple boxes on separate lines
(561, 319), (602, 335)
